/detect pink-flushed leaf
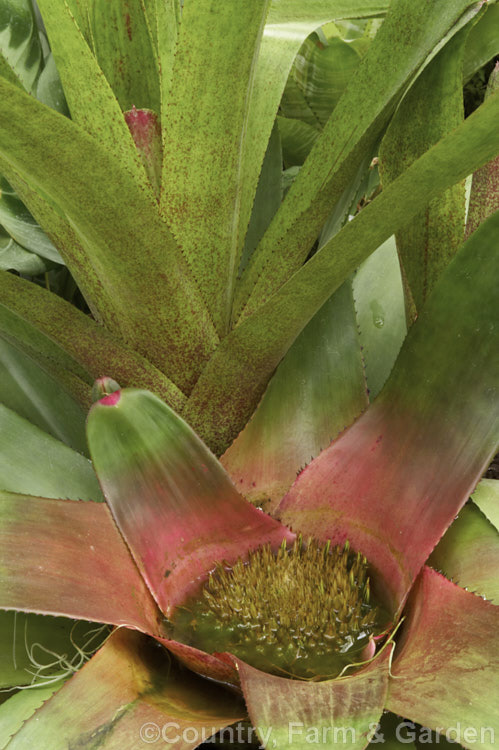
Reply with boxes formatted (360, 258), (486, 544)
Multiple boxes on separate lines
(278, 209), (499, 613)
(6, 628), (245, 750)
(124, 107), (162, 197)
(87, 389), (294, 618)
(235, 647), (392, 750)
(158, 637), (239, 686)
(0, 491), (163, 634)
(386, 567), (499, 749)
(428, 502), (499, 603)
(222, 281), (367, 513)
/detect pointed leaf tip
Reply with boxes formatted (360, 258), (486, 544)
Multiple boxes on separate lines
(98, 391), (121, 406)
(87, 389), (293, 617)
(124, 107), (162, 195)
(91, 376), (121, 403)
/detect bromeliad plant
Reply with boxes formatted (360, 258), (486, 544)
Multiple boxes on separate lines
(0, 207), (498, 746)
(0, 0), (499, 747)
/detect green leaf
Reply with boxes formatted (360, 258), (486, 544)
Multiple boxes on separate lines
(352, 236), (406, 399)
(379, 26), (469, 316)
(0, 337), (87, 454)
(35, 53), (69, 115)
(0, 48), (21, 87)
(280, 75), (322, 130)
(237, 0), (389, 319)
(278, 116), (320, 167)
(0, 404), (101, 500)
(428, 503), (499, 603)
(88, 0), (160, 113)
(293, 34), (363, 127)
(222, 281), (367, 512)
(160, 0), (272, 335)
(0, 680), (64, 748)
(87, 389), (292, 618)
(463, 3), (499, 82)
(36, 0), (150, 187)
(386, 568), (499, 748)
(234, 0), (481, 322)
(185, 85), (499, 454)
(370, 713), (417, 750)
(0, 77), (219, 391)
(2, 168), (126, 329)
(5, 629), (245, 750)
(0, 232), (48, 275)
(62, 0), (89, 40)
(0, 292), (91, 384)
(0, 0), (42, 91)
(0, 491), (163, 632)
(240, 122), (283, 274)
(317, 147), (377, 248)
(236, 647), (391, 750)
(148, 0), (180, 127)
(0, 262), (187, 414)
(268, 0), (386, 23)
(472, 479), (499, 532)
(465, 64), (499, 238)
(0, 178), (62, 263)
(0, 611), (104, 689)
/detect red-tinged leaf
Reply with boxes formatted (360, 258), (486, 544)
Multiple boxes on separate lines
(222, 281), (367, 513)
(428, 502), (499, 603)
(235, 647), (392, 750)
(386, 567), (499, 748)
(278, 210), (499, 613)
(124, 107), (162, 197)
(87, 389), (294, 618)
(0, 492), (163, 634)
(5, 629), (245, 750)
(158, 637), (239, 686)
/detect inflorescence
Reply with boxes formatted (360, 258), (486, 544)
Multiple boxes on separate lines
(174, 537), (384, 680)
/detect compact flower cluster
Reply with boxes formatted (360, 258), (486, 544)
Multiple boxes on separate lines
(174, 537), (384, 679)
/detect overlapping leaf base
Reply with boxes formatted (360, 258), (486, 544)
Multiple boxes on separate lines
(174, 539), (386, 680)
